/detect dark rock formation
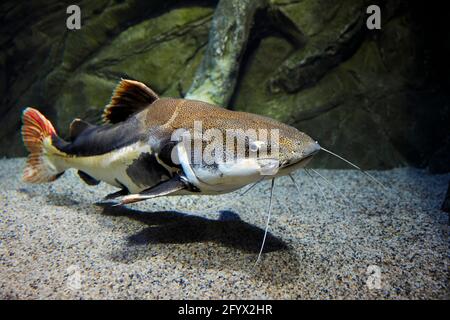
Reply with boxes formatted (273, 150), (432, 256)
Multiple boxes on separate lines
(442, 182), (450, 213)
(0, 0), (449, 171)
(0, 0), (214, 155)
(186, 0), (268, 105)
(231, 0), (450, 169)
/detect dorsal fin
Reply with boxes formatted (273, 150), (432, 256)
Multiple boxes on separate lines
(102, 79), (159, 124)
(69, 118), (94, 140)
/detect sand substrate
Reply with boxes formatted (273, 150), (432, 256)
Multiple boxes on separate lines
(0, 158), (448, 299)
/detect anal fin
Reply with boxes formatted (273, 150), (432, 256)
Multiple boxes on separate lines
(78, 170), (100, 186)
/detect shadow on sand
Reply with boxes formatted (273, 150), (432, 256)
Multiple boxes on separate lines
(97, 203), (303, 285)
(98, 203), (288, 253)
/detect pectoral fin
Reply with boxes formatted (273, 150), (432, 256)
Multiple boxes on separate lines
(103, 179), (129, 199)
(104, 188), (129, 200)
(118, 175), (192, 205)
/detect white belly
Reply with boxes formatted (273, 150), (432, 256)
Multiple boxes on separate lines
(62, 142), (152, 193)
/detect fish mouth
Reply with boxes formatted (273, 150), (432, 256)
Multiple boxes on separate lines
(277, 145), (321, 175)
(281, 154), (314, 169)
(303, 141), (321, 158)
(297, 153), (316, 165)
(281, 143), (321, 169)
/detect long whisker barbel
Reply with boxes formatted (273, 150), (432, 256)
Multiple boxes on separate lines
(288, 173), (308, 212)
(289, 174), (302, 195)
(308, 168), (367, 211)
(304, 168), (329, 205)
(309, 168), (351, 205)
(254, 178), (275, 267)
(240, 178), (264, 197)
(320, 146), (387, 190)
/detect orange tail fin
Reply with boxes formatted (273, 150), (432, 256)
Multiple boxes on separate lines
(21, 108), (65, 183)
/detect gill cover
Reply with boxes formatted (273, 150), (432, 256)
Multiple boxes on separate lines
(173, 138), (278, 193)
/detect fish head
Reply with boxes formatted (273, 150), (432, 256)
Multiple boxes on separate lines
(168, 107), (320, 193)
(272, 123), (321, 176)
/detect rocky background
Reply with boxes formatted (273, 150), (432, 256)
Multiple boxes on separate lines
(1, 0), (449, 171)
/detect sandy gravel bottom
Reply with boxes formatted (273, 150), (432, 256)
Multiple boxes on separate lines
(0, 158), (448, 299)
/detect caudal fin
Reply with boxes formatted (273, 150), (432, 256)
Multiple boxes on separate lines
(21, 108), (64, 183)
